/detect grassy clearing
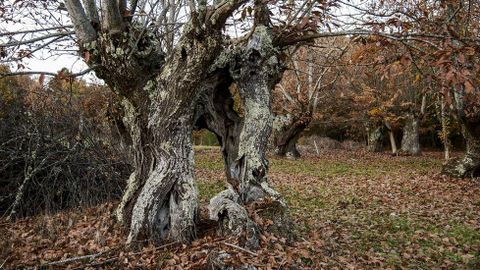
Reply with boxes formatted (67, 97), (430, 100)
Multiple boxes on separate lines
(195, 149), (480, 269)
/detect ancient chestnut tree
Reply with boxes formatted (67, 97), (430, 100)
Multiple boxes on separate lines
(1, 0), (338, 245)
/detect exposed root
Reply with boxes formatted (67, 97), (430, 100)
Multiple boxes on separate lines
(208, 189), (260, 249)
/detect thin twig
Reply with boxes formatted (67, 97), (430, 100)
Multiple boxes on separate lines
(40, 250), (112, 267)
(0, 256), (9, 269)
(0, 68), (94, 79)
(222, 242), (258, 257)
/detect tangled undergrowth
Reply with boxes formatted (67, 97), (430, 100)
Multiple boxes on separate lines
(0, 75), (129, 218)
(1, 149), (479, 269)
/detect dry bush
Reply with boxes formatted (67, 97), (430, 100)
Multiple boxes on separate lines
(0, 75), (129, 218)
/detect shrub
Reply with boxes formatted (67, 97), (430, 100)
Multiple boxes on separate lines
(0, 73), (129, 217)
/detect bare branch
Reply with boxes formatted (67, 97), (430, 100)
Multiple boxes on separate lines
(82, 0), (100, 26)
(1, 36), (68, 63)
(0, 26), (74, 37)
(277, 30), (477, 48)
(101, 0), (125, 34)
(209, 0), (249, 29)
(65, 0), (97, 42)
(198, 0), (207, 22)
(0, 68), (94, 79)
(129, 0), (139, 15)
(0, 31), (75, 48)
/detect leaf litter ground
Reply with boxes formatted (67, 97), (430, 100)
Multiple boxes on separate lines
(1, 148), (479, 269)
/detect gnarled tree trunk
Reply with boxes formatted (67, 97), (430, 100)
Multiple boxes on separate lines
(442, 83), (480, 178)
(68, 16), (229, 245)
(228, 26), (284, 204)
(401, 114), (421, 155)
(442, 121), (480, 178)
(202, 26), (293, 248)
(66, 0), (295, 248)
(366, 123), (383, 152)
(124, 96), (199, 245)
(118, 27), (229, 244)
(272, 113), (311, 159)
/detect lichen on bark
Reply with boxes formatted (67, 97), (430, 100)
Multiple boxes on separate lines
(400, 114), (421, 156)
(202, 25), (294, 248)
(442, 121), (480, 178)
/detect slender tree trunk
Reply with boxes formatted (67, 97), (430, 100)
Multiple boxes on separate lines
(401, 114), (421, 155)
(440, 97), (451, 160)
(384, 121), (398, 155)
(388, 130), (398, 155)
(366, 123), (383, 152)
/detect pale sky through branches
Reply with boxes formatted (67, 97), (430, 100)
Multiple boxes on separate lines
(0, 0), (363, 82)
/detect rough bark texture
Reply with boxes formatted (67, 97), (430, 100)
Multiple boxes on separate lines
(401, 114), (421, 155)
(366, 124), (383, 152)
(67, 0), (296, 248)
(228, 26), (284, 203)
(122, 24), (228, 244)
(202, 26), (294, 248)
(194, 70), (242, 184)
(126, 101), (198, 244)
(208, 189), (260, 248)
(272, 113), (311, 159)
(78, 18), (229, 244)
(442, 121), (480, 178)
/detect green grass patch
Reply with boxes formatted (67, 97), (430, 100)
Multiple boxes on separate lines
(192, 149), (476, 269)
(197, 179), (225, 202)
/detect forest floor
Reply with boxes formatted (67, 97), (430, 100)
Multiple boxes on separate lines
(1, 148), (479, 269)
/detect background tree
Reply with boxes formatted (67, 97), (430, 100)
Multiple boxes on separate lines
(271, 37), (349, 158)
